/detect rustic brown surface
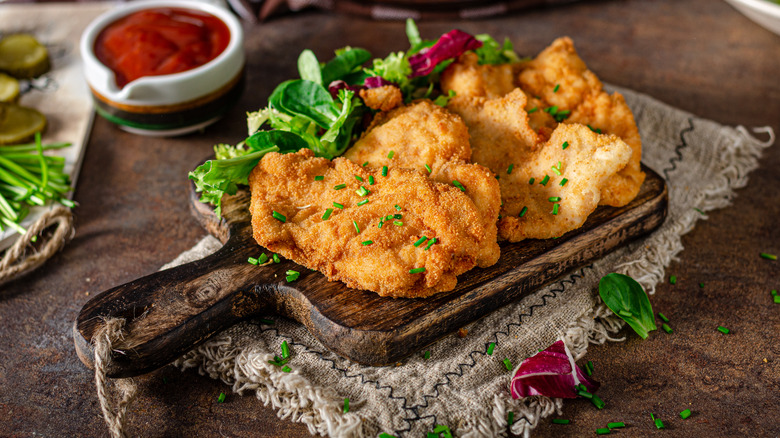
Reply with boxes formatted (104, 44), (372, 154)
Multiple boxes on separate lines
(1, 0), (779, 436)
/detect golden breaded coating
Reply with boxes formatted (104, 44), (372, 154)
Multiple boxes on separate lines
(448, 90), (632, 241)
(440, 52), (520, 99)
(345, 99), (501, 267)
(359, 85), (403, 112)
(249, 149), (491, 298)
(516, 37), (645, 206)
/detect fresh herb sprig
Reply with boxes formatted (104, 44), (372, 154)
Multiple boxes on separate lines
(599, 273), (657, 339)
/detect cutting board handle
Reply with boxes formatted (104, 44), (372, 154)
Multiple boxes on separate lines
(73, 229), (273, 378)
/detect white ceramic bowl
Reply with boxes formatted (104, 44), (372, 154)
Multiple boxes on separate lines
(80, 0), (245, 136)
(725, 0), (780, 36)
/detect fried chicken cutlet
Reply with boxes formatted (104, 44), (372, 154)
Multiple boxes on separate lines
(344, 99), (501, 267)
(249, 149), (493, 298)
(447, 89), (632, 241)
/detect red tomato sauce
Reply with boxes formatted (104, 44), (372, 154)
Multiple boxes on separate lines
(94, 8), (230, 88)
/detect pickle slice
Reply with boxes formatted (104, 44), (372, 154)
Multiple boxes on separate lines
(0, 103), (47, 145)
(0, 34), (51, 79)
(0, 72), (20, 102)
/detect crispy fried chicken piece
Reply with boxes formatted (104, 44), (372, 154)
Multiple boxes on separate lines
(344, 100), (500, 266)
(359, 85), (403, 112)
(440, 52), (520, 99)
(448, 90), (632, 241)
(249, 149), (491, 298)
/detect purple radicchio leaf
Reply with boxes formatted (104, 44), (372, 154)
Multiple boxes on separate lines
(363, 76), (395, 89)
(328, 77), (396, 100)
(509, 340), (599, 399)
(408, 29), (482, 78)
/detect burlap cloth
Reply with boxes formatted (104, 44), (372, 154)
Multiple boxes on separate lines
(146, 87), (772, 437)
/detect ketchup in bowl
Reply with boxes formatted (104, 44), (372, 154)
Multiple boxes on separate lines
(93, 8), (230, 88)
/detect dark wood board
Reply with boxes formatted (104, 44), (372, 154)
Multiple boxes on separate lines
(74, 164), (667, 378)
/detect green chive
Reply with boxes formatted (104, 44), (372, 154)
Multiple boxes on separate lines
(585, 360), (594, 376)
(394, 221), (404, 226)
(551, 419), (570, 424)
(353, 220), (360, 233)
(378, 221), (384, 229)
(333, 202), (344, 209)
(425, 164), (432, 173)
(281, 340), (290, 358)
(699, 282), (704, 288)
(393, 213), (403, 219)
(519, 206), (528, 217)
(258, 253), (268, 264)
(529, 177), (535, 184)
(528, 107), (538, 113)
(669, 275), (677, 284)
(362, 161), (369, 167)
(356, 186), (370, 196)
(502, 358), (512, 371)
(553, 84), (560, 93)
(217, 392), (226, 403)
(774, 295), (780, 304)
(357, 199), (369, 206)
(394, 204), (402, 211)
(487, 342), (496, 355)
(591, 394), (605, 409)
(387, 150), (395, 159)
(334, 184), (346, 190)
(552, 165), (562, 176)
(508, 411), (514, 426)
(507, 164), (514, 174)
(760, 252), (777, 260)
(452, 180), (465, 192)
(369, 175), (375, 185)
(272, 254), (280, 263)
(382, 166), (388, 176)
(769, 289), (776, 296)
(717, 326), (730, 334)
(272, 210), (286, 223)
(259, 318), (274, 325)
(378, 434), (396, 438)
(286, 270), (300, 282)
(343, 397), (350, 413)
(423, 350), (430, 360)
(495, 175), (500, 179)
(362, 240), (373, 246)
(385, 214), (394, 221)
(596, 428), (610, 435)
(577, 389), (593, 399)
(322, 208), (334, 220)
(618, 309), (632, 318)
(552, 204), (560, 215)
(680, 409), (692, 419)
(409, 267), (426, 274)
(587, 124), (602, 134)
(562, 141), (569, 150)
(694, 207), (705, 215)
(654, 419), (665, 429)
(560, 178), (568, 186)
(248, 257), (259, 265)
(662, 323), (673, 334)
(540, 175), (550, 185)
(548, 196), (561, 202)
(314, 175), (324, 181)
(354, 175), (363, 182)
(424, 237), (437, 251)
(282, 366), (291, 373)
(414, 236), (428, 247)
(607, 422), (625, 429)
(658, 312), (669, 322)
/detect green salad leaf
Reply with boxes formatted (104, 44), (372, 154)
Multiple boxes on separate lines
(599, 273), (657, 339)
(474, 34), (522, 65)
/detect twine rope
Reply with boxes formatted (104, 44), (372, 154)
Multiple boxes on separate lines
(93, 318), (137, 438)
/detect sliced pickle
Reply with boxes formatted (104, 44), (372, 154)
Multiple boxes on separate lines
(0, 34), (51, 79)
(0, 73), (20, 102)
(0, 103), (46, 145)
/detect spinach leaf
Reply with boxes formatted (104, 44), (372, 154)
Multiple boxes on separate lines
(297, 49), (322, 85)
(277, 80), (340, 128)
(598, 273), (657, 339)
(321, 48), (371, 85)
(245, 129), (310, 154)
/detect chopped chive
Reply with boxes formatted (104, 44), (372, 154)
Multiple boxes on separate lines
(356, 186), (370, 196)
(272, 210), (286, 223)
(551, 418), (570, 425)
(540, 175), (550, 185)
(669, 275), (677, 284)
(699, 282), (704, 288)
(519, 206), (528, 217)
(591, 394), (605, 409)
(258, 253), (268, 264)
(314, 175), (324, 181)
(548, 196), (561, 202)
(424, 237), (437, 250)
(387, 150), (395, 159)
(452, 180), (466, 192)
(680, 409), (692, 419)
(587, 124), (602, 134)
(378, 221), (384, 229)
(393, 213), (403, 219)
(717, 326), (730, 334)
(654, 419), (665, 429)
(562, 141), (569, 150)
(423, 350), (430, 360)
(596, 428), (610, 435)
(552, 166), (561, 176)
(760, 252), (777, 260)
(507, 164), (514, 174)
(658, 312), (669, 322)
(774, 296), (780, 304)
(322, 208), (334, 220)
(248, 257), (258, 265)
(409, 267), (426, 274)
(369, 175), (375, 185)
(414, 236), (428, 247)
(361, 240), (373, 246)
(379, 434), (396, 438)
(282, 365), (291, 373)
(553, 84), (560, 93)
(694, 207), (705, 215)
(286, 270), (300, 282)
(607, 422), (625, 429)
(382, 166), (388, 176)
(502, 358), (512, 371)
(393, 221), (404, 226)
(495, 175), (500, 179)
(507, 411), (514, 426)
(559, 178), (568, 186)
(394, 204), (402, 211)
(343, 397), (350, 413)
(354, 175), (363, 182)
(773, 290), (779, 296)
(425, 164), (432, 173)
(527, 107), (538, 113)
(281, 340), (290, 359)
(662, 323), (673, 334)
(259, 318), (275, 325)
(487, 342), (496, 355)
(353, 220), (360, 233)
(362, 161), (369, 167)
(585, 360), (594, 376)
(618, 309), (632, 318)
(552, 204), (560, 215)
(272, 254), (280, 263)
(577, 389), (593, 399)
(385, 214), (394, 221)
(529, 177), (535, 184)
(334, 184), (346, 190)
(333, 202), (344, 209)
(357, 199), (369, 206)
(217, 392), (226, 403)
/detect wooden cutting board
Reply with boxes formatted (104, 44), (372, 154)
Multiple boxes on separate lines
(74, 164), (667, 378)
